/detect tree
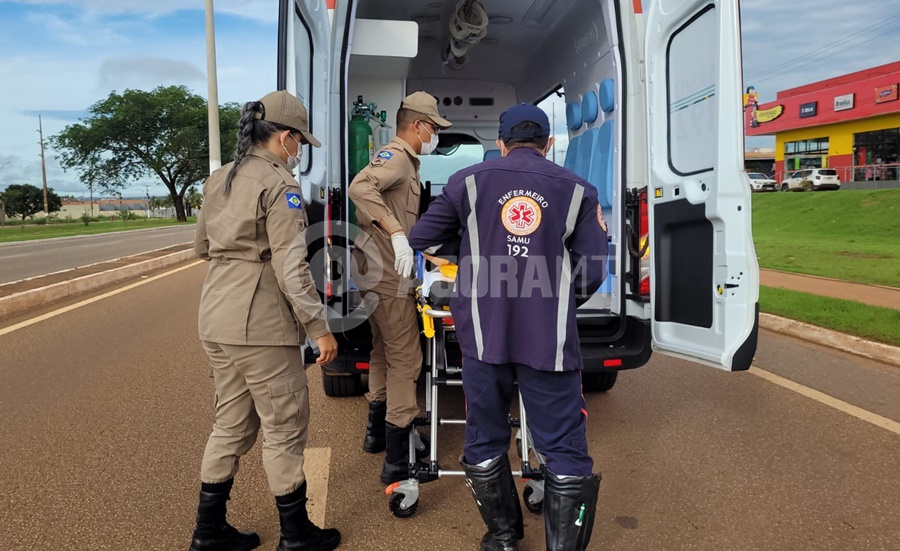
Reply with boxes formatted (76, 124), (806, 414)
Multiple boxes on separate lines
(186, 185), (204, 209)
(0, 184), (62, 220)
(51, 85), (239, 222)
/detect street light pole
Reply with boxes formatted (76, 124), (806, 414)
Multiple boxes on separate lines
(205, 0), (222, 173)
(38, 115), (49, 214)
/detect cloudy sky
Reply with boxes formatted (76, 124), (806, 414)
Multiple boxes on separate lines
(1, 0), (899, 197)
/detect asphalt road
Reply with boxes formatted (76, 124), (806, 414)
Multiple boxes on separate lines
(0, 225), (196, 284)
(0, 262), (898, 550)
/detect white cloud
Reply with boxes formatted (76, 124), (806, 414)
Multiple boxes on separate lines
(97, 57), (206, 91)
(7, 0), (279, 22)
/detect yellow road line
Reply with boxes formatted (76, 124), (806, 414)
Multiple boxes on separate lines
(304, 447), (331, 526)
(749, 367), (900, 436)
(0, 260), (205, 338)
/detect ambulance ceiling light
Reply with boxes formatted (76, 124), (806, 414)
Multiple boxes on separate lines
(412, 13), (441, 24)
(523, 0), (559, 27)
(488, 15), (513, 25)
(427, 2), (444, 8)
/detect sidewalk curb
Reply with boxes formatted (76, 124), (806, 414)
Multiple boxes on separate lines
(760, 268), (900, 293)
(0, 248), (197, 319)
(760, 313), (900, 369)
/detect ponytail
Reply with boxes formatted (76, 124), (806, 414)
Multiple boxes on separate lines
(224, 101), (265, 194)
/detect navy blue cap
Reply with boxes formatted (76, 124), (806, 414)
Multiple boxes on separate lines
(499, 103), (551, 140)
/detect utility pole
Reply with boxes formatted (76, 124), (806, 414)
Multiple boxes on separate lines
(205, 0), (222, 173)
(146, 185), (151, 218)
(38, 115), (49, 214)
(551, 102), (557, 165)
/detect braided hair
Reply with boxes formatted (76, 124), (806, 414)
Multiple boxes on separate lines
(223, 100), (297, 194)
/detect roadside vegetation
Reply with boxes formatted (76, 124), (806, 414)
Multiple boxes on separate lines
(760, 286), (900, 347)
(0, 216), (195, 243)
(752, 189), (900, 288)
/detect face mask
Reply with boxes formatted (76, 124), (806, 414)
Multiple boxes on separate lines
(282, 134), (302, 170)
(417, 123), (439, 156)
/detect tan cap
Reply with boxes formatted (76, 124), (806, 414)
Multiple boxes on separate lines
(256, 90), (321, 148)
(401, 91), (453, 129)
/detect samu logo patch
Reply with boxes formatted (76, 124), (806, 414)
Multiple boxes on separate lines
(286, 193), (303, 209)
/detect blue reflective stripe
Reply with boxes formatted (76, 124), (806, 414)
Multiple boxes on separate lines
(465, 174), (485, 361)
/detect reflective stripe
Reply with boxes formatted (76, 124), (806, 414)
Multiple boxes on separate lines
(465, 175), (485, 360)
(555, 185), (583, 371)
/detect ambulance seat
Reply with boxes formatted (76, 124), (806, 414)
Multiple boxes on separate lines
(483, 149), (501, 162)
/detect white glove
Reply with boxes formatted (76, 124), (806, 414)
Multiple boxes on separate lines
(391, 233), (416, 279)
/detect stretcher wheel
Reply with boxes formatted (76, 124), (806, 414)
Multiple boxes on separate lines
(522, 485), (543, 514)
(389, 492), (419, 518)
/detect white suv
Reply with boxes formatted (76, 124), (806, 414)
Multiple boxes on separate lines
(780, 169), (841, 191)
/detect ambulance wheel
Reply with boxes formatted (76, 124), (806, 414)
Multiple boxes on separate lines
(522, 485), (543, 514)
(322, 373), (365, 398)
(389, 492), (419, 518)
(582, 371), (618, 393)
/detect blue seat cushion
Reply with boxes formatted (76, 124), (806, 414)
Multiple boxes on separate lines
(575, 129), (597, 181)
(600, 79), (615, 113)
(483, 149), (501, 162)
(566, 101), (583, 131)
(587, 121), (614, 208)
(564, 135), (581, 172)
(582, 91), (599, 123)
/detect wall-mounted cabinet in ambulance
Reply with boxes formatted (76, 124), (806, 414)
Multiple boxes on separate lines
(277, 0), (758, 398)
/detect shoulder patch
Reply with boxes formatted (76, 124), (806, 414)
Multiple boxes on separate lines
(597, 205), (608, 232)
(376, 150), (394, 160)
(286, 192), (303, 210)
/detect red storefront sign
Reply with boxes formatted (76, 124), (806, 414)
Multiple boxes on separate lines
(875, 84), (899, 104)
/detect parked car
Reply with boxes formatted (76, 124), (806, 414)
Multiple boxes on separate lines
(780, 169), (842, 191)
(747, 172), (778, 192)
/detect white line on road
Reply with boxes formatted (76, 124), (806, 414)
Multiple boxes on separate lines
(0, 260), (205, 338)
(749, 367), (900, 436)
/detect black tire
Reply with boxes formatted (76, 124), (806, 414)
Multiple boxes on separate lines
(322, 373), (365, 397)
(780, 183), (788, 192)
(389, 492), (418, 518)
(582, 371), (618, 393)
(522, 485), (543, 515)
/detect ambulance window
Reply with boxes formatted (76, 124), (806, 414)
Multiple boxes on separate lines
(667, 6), (717, 176)
(293, 7), (313, 174)
(420, 141), (485, 197)
(537, 88), (567, 167)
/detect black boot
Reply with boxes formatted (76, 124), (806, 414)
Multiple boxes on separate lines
(275, 482), (341, 551)
(363, 401), (387, 454)
(543, 469), (601, 551)
(381, 422), (430, 485)
(189, 479), (260, 551)
(461, 454), (524, 551)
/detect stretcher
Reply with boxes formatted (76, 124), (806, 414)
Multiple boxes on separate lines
(384, 257), (547, 518)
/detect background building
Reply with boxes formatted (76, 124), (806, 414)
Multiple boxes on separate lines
(746, 61), (900, 184)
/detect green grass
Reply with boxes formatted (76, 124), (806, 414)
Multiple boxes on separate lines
(752, 189), (900, 288)
(0, 218), (195, 243)
(760, 286), (900, 347)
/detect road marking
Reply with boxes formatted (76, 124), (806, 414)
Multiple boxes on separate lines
(749, 367), (900, 436)
(304, 447), (331, 526)
(0, 260), (205, 338)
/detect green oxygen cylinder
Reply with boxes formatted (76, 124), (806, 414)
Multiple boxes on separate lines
(348, 96), (374, 228)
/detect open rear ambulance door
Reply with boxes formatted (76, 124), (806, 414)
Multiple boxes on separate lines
(277, 0), (332, 294)
(644, 0), (759, 371)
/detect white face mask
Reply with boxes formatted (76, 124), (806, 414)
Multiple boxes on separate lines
(282, 134), (302, 170)
(417, 123), (439, 156)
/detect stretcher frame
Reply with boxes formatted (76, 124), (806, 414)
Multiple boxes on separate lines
(384, 272), (547, 518)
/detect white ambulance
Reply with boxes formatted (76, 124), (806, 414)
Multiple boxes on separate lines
(279, 0), (759, 396)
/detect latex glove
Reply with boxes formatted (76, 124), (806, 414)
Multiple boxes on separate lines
(391, 233), (416, 279)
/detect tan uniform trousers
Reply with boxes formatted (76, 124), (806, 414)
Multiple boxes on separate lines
(363, 293), (422, 428)
(200, 341), (310, 497)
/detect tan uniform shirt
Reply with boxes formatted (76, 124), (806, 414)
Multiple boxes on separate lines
(348, 137), (421, 297)
(194, 147), (328, 346)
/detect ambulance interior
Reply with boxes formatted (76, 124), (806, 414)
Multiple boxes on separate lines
(335, 0), (641, 340)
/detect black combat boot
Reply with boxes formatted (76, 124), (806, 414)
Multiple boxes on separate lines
(189, 478), (260, 551)
(543, 468), (601, 551)
(381, 422), (430, 485)
(275, 482), (341, 551)
(363, 401), (387, 454)
(461, 454), (525, 551)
